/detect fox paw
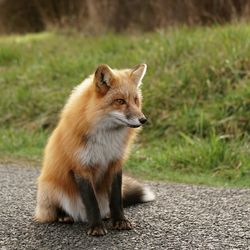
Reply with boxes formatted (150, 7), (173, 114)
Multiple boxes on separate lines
(58, 216), (74, 223)
(112, 219), (132, 230)
(87, 224), (107, 236)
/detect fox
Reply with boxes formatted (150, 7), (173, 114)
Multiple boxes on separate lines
(34, 63), (155, 236)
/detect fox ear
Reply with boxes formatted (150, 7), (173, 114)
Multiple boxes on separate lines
(130, 64), (147, 87)
(94, 64), (114, 94)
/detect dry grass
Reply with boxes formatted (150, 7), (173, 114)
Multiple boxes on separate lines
(1, 0), (250, 34)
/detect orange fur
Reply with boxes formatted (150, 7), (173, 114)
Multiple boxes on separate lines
(35, 64), (147, 223)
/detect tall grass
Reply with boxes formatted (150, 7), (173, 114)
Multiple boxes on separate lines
(0, 25), (250, 186)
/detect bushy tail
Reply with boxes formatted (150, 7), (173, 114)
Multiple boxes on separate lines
(122, 175), (155, 207)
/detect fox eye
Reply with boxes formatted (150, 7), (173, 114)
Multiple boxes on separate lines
(115, 99), (126, 105)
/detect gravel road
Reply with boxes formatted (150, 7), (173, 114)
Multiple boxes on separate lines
(0, 165), (249, 250)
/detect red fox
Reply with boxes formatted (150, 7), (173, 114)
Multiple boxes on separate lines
(34, 64), (155, 236)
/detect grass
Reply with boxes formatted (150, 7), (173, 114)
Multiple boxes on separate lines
(1, 24), (250, 187)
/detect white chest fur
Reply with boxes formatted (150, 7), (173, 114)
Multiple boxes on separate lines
(76, 127), (128, 169)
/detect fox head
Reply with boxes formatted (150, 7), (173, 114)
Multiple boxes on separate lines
(93, 64), (147, 129)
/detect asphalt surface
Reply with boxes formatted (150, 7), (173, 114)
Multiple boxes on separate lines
(0, 165), (249, 250)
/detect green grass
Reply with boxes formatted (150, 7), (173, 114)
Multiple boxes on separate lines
(1, 25), (250, 187)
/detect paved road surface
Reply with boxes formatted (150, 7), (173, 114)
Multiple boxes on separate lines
(0, 165), (249, 249)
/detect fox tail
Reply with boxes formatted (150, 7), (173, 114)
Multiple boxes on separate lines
(122, 175), (155, 207)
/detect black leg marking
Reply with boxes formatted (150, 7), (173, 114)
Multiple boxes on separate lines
(75, 174), (107, 236)
(110, 171), (132, 230)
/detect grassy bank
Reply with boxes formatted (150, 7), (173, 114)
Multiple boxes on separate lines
(1, 24), (250, 187)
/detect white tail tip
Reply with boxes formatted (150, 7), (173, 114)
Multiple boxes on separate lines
(142, 186), (155, 202)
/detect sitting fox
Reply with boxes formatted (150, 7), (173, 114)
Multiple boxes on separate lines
(34, 64), (155, 236)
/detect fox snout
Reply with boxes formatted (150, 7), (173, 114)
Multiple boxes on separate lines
(110, 111), (147, 128)
(126, 115), (147, 128)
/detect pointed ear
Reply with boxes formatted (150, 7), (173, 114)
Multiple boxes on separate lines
(94, 64), (114, 94)
(130, 64), (147, 87)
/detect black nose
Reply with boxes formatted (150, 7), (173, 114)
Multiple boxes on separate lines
(139, 117), (147, 124)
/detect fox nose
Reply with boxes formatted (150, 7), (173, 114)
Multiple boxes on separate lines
(139, 117), (147, 124)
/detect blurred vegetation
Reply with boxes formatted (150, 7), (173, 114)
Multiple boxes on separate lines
(1, 24), (250, 187)
(1, 0), (250, 34)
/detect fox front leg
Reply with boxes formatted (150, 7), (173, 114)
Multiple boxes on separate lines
(110, 170), (132, 230)
(75, 174), (107, 236)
